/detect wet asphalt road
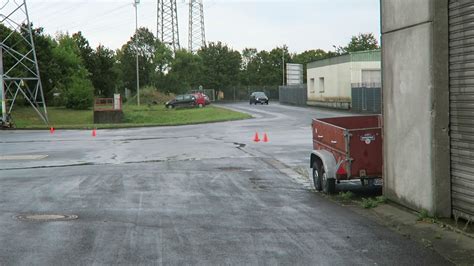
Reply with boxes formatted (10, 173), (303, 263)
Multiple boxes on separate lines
(0, 103), (449, 265)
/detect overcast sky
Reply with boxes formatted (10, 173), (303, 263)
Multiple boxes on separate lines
(24, 0), (380, 53)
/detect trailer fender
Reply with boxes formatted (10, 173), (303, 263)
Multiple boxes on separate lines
(310, 150), (337, 179)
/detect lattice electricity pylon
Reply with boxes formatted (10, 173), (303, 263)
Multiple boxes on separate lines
(0, 0), (48, 126)
(157, 0), (180, 52)
(188, 0), (205, 53)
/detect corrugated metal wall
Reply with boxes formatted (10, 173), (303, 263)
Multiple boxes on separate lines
(351, 86), (381, 114)
(449, 0), (474, 221)
(279, 85), (307, 106)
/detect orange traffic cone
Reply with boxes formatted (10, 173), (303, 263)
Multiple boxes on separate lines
(92, 128), (97, 137)
(50, 127), (55, 134)
(253, 132), (260, 142)
(263, 133), (269, 143)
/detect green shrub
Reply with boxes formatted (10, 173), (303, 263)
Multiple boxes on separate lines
(136, 86), (175, 105)
(338, 191), (354, 201)
(360, 196), (388, 209)
(375, 196), (388, 204)
(360, 198), (379, 209)
(417, 209), (437, 223)
(65, 72), (94, 110)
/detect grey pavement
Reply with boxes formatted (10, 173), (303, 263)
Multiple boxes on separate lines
(0, 103), (450, 265)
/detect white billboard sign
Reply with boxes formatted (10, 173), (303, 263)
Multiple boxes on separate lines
(286, 63), (303, 85)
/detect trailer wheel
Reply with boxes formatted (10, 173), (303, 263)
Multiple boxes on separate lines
(312, 161), (323, 192)
(323, 174), (336, 194)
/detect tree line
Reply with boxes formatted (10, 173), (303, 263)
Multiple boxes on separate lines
(0, 23), (379, 109)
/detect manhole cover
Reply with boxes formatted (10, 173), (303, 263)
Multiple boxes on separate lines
(16, 214), (78, 222)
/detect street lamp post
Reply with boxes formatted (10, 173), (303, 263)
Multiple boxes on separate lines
(134, 0), (140, 106)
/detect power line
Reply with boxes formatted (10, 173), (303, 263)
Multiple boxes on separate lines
(54, 3), (132, 32)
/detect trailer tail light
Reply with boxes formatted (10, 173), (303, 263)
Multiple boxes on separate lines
(336, 164), (347, 175)
(336, 163), (348, 180)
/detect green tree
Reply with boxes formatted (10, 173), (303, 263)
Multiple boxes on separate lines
(90, 45), (118, 97)
(29, 26), (62, 103)
(335, 33), (379, 54)
(72, 31), (120, 97)
(166, 49), (202, 93)
(151, 39), (173, 91)
(52, 34), (94, 109)
(65, 70), (94, 109)
(241, 48), (259, 86)
(198, 42), (242, 90)
(292, 49), (329, 82)
(118, 27), (172, 95)
(72, 31), (94, 72)
(292, 49), (328, 65)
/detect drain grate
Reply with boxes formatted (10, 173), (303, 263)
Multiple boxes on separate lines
(16, 214), (78, 222)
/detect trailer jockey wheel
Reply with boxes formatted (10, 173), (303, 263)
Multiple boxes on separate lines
(312, 161), (323, 192)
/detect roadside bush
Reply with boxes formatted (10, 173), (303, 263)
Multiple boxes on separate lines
(65, 72), (94, 110)
(138, 86), (175, 105)
(360, 196), (387, 209)
(375, 196), (387, 204)
(361, 198), (379, 209)
(417, 209), (437, 223)
(338, 191), (354, 202)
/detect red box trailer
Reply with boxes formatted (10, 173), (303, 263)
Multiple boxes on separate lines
(310, 115), (383, 194)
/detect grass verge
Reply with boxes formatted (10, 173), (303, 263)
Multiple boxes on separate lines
(8, 105), (251, 129)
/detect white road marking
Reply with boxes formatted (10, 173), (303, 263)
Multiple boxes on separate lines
(0, 155), (48, 161)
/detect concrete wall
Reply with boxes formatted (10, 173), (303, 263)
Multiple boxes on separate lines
(94, 110), (124, 124)
(382, 0), (450, 217)
(307, 61), (381, 102)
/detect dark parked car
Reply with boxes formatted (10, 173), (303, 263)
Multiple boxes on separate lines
(165, 94), (197, 109)
(249, 92), (269, 105)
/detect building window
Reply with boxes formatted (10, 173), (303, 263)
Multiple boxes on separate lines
(319, 77), (325, 93)
(310, 78), (315, 93)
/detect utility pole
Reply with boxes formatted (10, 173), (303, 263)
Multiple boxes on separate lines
(0, 0), (48, 126)
(134, 0), (140, 106)
(157, 0), (180, 52)
(188, 0), (206, 53)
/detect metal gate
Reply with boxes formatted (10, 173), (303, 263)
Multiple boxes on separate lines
(449, 0), (474, 221)
(351, 85), (381, 114)
(279, 85), (307, 106)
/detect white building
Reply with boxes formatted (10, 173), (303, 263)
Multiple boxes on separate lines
(307, 50), (381, 109)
